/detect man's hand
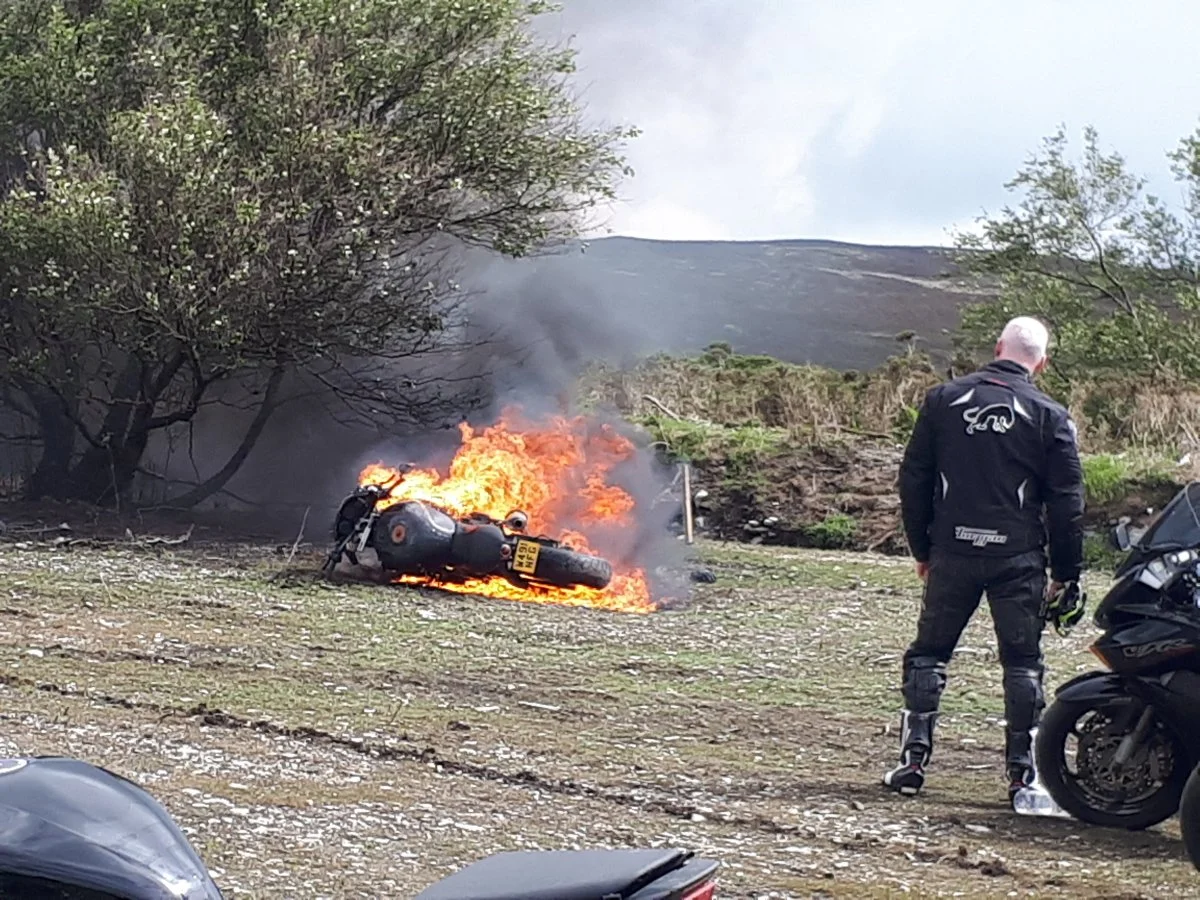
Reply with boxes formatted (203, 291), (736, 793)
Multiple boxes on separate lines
(915, 561), (929, 581)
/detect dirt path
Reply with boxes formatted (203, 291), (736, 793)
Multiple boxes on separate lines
(0, 535), (1190, 898)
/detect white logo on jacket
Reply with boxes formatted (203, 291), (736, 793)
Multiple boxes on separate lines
(949, 387), (1035, 436)
(954, 526), (1009, 547)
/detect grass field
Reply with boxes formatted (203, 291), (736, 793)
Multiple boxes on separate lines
(0, 533), (1191, 899)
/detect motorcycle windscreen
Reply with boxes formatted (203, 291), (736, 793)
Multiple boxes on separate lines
(0, 758), (223, 899)
(1137, 481), (1200, 552)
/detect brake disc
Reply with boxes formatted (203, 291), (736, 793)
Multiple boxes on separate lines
(1077, 716), (1172, 801)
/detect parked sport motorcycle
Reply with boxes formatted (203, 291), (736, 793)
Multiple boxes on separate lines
(1034, 481), (1200, 830)
(0, 755), (721, 899)
(323, 471), (614, 591)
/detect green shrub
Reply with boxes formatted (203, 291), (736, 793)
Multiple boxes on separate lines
(1081, 451), (1176, 507)
(638, 416), (788, 468)
(893, 404), (920, 443)
(1083, 454), (1130, 505)
(805, 512), (858, 548)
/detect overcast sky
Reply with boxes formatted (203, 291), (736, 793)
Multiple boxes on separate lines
(534, 1), (1200, 246)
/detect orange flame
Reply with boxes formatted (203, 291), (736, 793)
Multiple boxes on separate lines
(357, 408), (656, 613)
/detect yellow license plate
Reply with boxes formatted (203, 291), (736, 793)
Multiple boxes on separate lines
(512, 539), (541, 575)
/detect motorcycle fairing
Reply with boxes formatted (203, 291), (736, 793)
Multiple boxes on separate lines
(1052, 671), (1132, 703)
(0, 757), (223, 900)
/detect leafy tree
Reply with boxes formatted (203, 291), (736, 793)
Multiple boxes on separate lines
(952, 124), (1200, 396)
(0, 0), (634, 505)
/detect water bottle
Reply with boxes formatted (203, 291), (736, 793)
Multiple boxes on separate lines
(1012, 784), (1072, 818)
(1007, 727), (1073, 818)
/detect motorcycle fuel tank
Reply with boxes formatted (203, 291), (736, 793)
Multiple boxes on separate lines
(371, 500), (458, 570)
(0, 757), (223, 899)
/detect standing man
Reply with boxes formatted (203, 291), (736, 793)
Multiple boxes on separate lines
(882, 316), (1086, 805)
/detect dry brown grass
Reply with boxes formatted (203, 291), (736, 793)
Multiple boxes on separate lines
(579, 345), (940, 442)
(580, 345), (1200, 456)
(1068, 375), (1200, 452)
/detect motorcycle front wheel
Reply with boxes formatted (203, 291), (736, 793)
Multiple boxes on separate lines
(1181, 762), (1200, 870)
(1036, 696), (1188, 830)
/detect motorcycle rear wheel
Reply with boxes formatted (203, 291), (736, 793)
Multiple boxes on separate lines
(529, 545), (613, 590)
(1036, 696), (1188, 830)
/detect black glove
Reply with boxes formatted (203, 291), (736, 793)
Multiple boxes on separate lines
(1041, 580), (1086, 637)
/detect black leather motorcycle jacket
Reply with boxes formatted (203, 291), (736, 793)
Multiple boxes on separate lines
(898, 359), (1085, 583)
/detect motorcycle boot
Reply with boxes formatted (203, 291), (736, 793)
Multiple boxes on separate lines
(1002, 666), (1045, 805)
(885, 654), (947, 796)
(1005, 727), (1036, 802)
(883, 710), (938, 796)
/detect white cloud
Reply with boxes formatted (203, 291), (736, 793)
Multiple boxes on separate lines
(542, 0), (1200, 245)
(615, 200), (735, 241)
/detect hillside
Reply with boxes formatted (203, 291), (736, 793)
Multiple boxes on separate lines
(465, 236), (994, 375)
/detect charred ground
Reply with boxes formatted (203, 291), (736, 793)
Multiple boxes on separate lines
(0, 522), (1193, 899)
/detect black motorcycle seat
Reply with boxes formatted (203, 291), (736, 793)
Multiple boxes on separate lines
(412, 848), (691, 900)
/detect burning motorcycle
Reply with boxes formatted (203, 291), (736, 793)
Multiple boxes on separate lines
(0, 755), (722, 899)
(323, 469), (615, 592)
(1034, 481), (1200, 830)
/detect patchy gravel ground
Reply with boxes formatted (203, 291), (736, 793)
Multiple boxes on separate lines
(0, 527), (1193, 899)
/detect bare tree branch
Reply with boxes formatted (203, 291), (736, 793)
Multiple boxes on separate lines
(160, 364), (286, 508)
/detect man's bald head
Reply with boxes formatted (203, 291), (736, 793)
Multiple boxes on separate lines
(995, 316), (1050, 373)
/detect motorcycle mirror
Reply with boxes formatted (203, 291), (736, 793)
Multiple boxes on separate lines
(1112, 519), (1132, 552)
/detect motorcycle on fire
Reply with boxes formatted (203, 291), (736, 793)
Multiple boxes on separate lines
(1034, 480), (1200, 830)
(323, 469), (615, 592)
(0, 755), (721, 899)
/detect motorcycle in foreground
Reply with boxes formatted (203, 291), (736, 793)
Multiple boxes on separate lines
(323, 470), (614, 592)
(1034, 480), (1200, 830)
(0, 755), (721, 899)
